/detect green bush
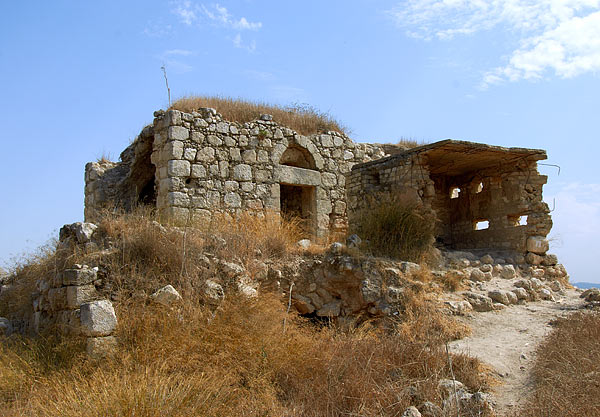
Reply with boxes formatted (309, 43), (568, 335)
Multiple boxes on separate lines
(353, 195), (436, 262)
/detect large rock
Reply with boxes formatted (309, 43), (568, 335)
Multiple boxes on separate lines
(501, 264), (516, 279)
(151, 285), (182, 306)
(488, 290), (517, 305)
(581, 288), (600, 302)
(204, 280), (224, 303)
(463, 292), (494, 312)
(61, 266), (97, 286)
(401, 406), (422, 417)
(66, 284), (97, 309)
(80, 300), (117, 336)
(527, 236), (549, 254)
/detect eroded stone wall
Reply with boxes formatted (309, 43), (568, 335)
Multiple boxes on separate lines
(86, 108), (389, 238)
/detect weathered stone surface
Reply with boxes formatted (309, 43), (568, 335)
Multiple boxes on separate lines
(527, 236), (549, 254)
(80, 300), (117, 337)
(297, 239), (311, 249)
(66, 285), (97, 309)
(330, 242), (343, 254)
(317, 300), (341, 317)
(401, 406), (422, 417)
(501, 264), (516, 279)
(480, 254), (494, 264)
(86, 336), (118, 359)
(62, 266), (97, 286)
(526, 252), (543, 265)
(470, 269), (486, 282)
(151, 285), (182, 306)
(204, 280), (225, 303)
(346, 234), (362, 249)
(488, 290), (517, 305)
(445, 300), (473, 315)
(463, 292), (494, 312)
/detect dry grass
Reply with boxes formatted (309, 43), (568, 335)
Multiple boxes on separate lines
(0, 211), (490, 416)
(170, 96), (348, 136)
(517, 311), (600, 417)
(353, 196), (436, 262)
(1, 294), (487, 416)
(397, 137), (427, 150)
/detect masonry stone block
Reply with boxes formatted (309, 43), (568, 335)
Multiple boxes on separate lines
(62, 267), (97, 286)
(80, 299), (117, 337)
(233, 164), (252, 181)
(66, 285), (97, 309)
(167, 160), (191, 177)
(168, 126), (188, 141)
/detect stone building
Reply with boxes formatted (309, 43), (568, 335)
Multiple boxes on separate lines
(85, 108), (388, 238)
(85, 108), (554, 257)
(347, 140), (552, 256)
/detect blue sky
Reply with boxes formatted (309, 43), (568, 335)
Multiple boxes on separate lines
(1, 1), (599, 282)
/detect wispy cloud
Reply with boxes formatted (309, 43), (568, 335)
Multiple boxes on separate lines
(202, 3), (262, 30)
(171, 1), (262, 31)
(232, 33), (256, 52)
(388, 1), (600, 87)
(163, 49), (195, 57)
(143, 20), (173, 37)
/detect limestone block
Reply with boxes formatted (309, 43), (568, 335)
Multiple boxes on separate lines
(242, 150), (257, 163)
(190, 131), (205, 143)
(512, 288), (529, 300)
(62, 267), (97, 286)
(167, 160), (191, 177)
(274, 165), (321, 186)
(542, 254), (558, 266)
(445, 300), (473, 315)
(151, 285), (183, 306)
(196, 147), (215, 162)
(224, 192), (242, 208)
(320, 134), (333, 147)
(80, 300), (117, 337)
(207, 134), (222, 146)
(168, 126), (189, 141)
(48, 287), (68, 310)
(463, 292), (494, 312)
(204, 280), (225, 304)
(66, 285), (97, 309)
(167, 192), (189, 207)
(488, 290), (517, 305)
(86, 336), (118, 359)
(233, 164), (253, 181)
(293, 294), (315, 314)
(526, 252), (543, 265)
(241, 182), (254, 192)
(257, 150), (269, 162)
(191, 164), (206, 178)
(165, 110), (182, 126)
(73, 222), (98, 244)
(164, 140), (184, 159)
(527, 236), (549, 254)
(501, 265), (516, 279)
(183, 148), (197, 161)
(321, 172), (337, 187)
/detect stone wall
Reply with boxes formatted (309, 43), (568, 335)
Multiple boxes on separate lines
(85, 108), (389, 238)
(347, 140), (553, 258)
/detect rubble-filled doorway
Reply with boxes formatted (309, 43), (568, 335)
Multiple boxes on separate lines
(280, 184), (316, 236)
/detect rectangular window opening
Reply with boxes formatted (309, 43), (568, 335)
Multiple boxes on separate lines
(474, 220), (489, 230)
(508, 214), (528, 227)
(450, 187), (461, 199)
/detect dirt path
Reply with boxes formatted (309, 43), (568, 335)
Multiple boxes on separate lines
(448, 288), (584, 416)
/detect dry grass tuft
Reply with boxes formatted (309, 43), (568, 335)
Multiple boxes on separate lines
(518, 311), (600, 417)
(170, 96), (348, 136)
(353, 195), (436, 262)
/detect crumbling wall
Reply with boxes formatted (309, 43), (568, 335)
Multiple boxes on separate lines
(346, 152), (436, 220)
(86, 108), (389, 238)
(85, 125), (155, 222)
(347, 141), (553, 258)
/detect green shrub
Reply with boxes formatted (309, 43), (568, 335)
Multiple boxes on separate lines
(353, 195), (436, 262)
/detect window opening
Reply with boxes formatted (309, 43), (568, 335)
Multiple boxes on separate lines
(474, 220), (489, 230)
(450, 187), (461, 199)
(475, 182), (483, 193)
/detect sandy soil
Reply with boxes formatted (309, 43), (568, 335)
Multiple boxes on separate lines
(448, 288), (584, 416)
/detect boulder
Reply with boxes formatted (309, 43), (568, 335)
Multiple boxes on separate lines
(151, 285), (182, 306)
(220, 261), (245, 278)
(527, 236), (549, 254)
(237, 276), (258, 298)
(80, 300), (117, 337)
(526, 252), (544, 265)
(297, 239), (311, 249)
(418, 401), (443, 417)
(480, 254), (494, 264)
(317, 300), (341, 317)
(539, 288), (555, 301)
(204, 280), (224, 303)
(463, 292), (494, 312)
(581, 288), (600, 302)
(488, 290), (517, 305)
(501, 264), (516, 279)
(401, 406), (422, 417)
(470, 269), (486, 282)
(400, 261), (421, 275)
(512, 288), (529, 301)
(542, 254), (558, 266)
(444, 300), (473, 315)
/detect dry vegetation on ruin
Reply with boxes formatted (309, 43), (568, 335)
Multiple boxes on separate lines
(0, 210), (495, 417)
(170, 95), (348, 136)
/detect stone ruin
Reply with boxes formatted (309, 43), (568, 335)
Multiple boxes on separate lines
(85, 108), (555, 262)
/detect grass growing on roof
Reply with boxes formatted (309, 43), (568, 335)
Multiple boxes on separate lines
(170, 95), (348, 136)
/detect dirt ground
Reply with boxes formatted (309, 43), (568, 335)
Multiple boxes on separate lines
(448, 287), (584, 416)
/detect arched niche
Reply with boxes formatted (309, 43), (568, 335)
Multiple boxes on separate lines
(279, 144), (317, 170)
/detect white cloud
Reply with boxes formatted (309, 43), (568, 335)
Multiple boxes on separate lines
(388, 0), (600, 86)
(163, 49), (195, 57)
(232, 33), (256, 52)
(172, 0), (198, 26)
(201, 3), (262, 30)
